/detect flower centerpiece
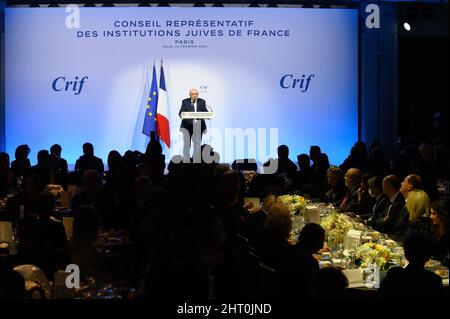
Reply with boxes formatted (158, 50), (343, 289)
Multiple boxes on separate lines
(278, 194), (307, 215)
(320, 210), (354, 247)
(355, 242), (401, 271)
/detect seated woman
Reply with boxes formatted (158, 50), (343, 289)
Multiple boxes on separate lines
(404, 189), (433, 240)
(70, 205), (104, 284)
(430, 200), (449, 267)
(255, 213), (292, 270)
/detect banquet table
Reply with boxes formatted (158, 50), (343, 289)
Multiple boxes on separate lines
(280, 196), (449, 288)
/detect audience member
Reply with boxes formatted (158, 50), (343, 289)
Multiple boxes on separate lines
(278, 223), (325, 299)
(430, 200), (449, 267)
(49, 144), (68, 173)
(74, 143), (104, 177)
(380, 233), (443, 299)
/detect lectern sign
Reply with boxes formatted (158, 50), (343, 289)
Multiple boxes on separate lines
(181, 112), (213, 120)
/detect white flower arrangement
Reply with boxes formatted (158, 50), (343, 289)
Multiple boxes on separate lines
(278, 194), (307, 215)
(320, 211), (354, 247)
(355, 242), (402, 271)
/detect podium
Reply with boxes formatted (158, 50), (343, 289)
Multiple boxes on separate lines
(180, 111), (213, 120)
(180, 112), (213, 160)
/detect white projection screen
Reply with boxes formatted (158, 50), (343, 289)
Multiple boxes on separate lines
(5, 7), (358, 166)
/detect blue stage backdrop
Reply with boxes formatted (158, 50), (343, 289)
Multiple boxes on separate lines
(5, 7), (358, 166)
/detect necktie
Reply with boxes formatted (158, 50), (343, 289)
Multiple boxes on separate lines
(340, 193), (349, 209)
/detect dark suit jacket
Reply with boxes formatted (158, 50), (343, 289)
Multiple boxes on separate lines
(339, 186), (360, 213)
(74, 154), (104, 174)
(369, 193), (406, 235)
(179, 98), (208, 133)
(58, 157), (68, 173)
(360, 194), (389, 221)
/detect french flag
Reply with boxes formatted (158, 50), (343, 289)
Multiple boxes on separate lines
(156, 61), (171, 148)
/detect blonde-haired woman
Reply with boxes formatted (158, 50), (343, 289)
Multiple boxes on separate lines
(404, 189), (432, 240)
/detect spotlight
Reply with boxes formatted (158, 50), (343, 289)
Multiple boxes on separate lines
(403, 22), (411, 31)
(248, 2), (260, 7)
(193, 2), (205, 7)
(212, 2), (224, 7)
(400, 5), (419, 32)
(48, 2), (59, 7)
(157, 2), (170, 7)
(267, 3), (278, 8)
(102, 2), (114, 6)
(29, 3), (40, 7)
(138, 2), (151, 6)
(84, 2), (96, 7)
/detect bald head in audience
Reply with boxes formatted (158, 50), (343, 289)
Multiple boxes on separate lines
(400, 174), (422, 198)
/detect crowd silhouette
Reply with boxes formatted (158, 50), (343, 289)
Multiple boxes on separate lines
(0, 134), (448, 300)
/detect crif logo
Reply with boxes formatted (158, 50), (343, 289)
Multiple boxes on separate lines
(280, 74), (315, 93)
(199, 85), (209, 93)
(52, 76), (88, 95)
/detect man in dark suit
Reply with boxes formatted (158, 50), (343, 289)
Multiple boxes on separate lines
(358, 175), (389, 221)
(339, 168), (362, 213)
(74, 143), (104, 175)
(368, 175), (407, 239)
(178, 88), (208, 161)
(50, 144), (68, 173)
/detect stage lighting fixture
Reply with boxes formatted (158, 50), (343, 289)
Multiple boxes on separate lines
(212, 2), (224, 7)
(29, 3), (40, 7)
(157, 2), (170, 6)
(267, 3), (278, 8)
(248, 2), (260, 7)
(193, 2), (206, 7)
(400, 6), (419, 32)
(138, 2), (151, 6)
(102, 2), (114, 6)
(48, 2), (59, 7)
(403, 22), (411, 31)
(84, 2), (96, 7)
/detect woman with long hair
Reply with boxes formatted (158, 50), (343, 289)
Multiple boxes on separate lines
(430, 200), (449, 267)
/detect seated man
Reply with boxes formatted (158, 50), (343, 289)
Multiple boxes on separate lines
(368, 175), (408, 240)
(74, 143), (104, 176)
(322, 166), (346, 206)
(357, 176), (389, 221)
(338, 168), (362, 214)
